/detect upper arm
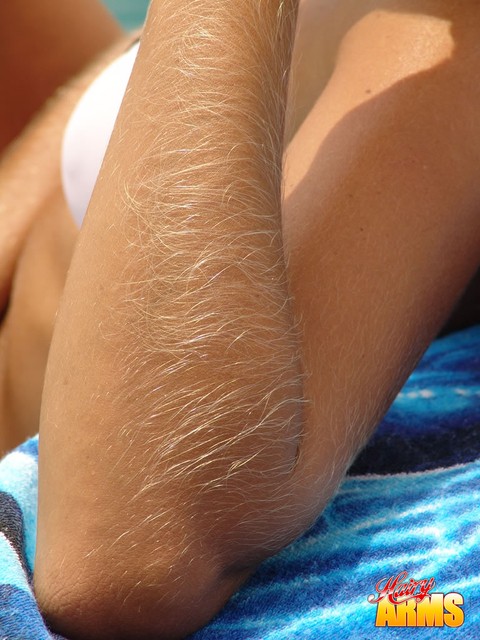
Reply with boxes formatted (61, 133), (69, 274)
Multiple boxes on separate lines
(283, 2), (480, 505)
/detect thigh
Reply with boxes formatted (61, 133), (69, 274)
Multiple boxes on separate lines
(0, 33), (136, 453)
(0, 194), (77, 453)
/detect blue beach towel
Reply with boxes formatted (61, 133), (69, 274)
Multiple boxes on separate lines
(0, 324), (478, 638)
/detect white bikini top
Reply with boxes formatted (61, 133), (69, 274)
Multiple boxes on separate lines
(61, 42), (140, 227)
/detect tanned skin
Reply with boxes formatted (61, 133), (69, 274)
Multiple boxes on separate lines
(0, 1), (478, 639)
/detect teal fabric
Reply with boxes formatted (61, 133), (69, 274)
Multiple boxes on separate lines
(102, 0), (149, 30)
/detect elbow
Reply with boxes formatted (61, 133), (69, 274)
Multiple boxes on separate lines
(34, 547), (251, 640)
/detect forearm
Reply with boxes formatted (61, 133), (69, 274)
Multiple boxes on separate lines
(35, 1), (302, 638)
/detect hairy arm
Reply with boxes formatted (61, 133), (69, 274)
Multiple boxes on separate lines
(35, 1), (303, 638)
